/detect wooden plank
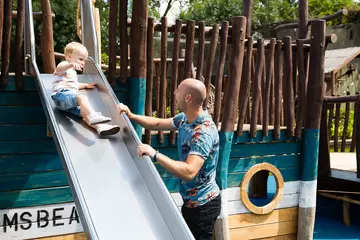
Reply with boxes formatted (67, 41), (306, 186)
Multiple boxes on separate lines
(259, 234), (297, 240)
(0, 171), (68, 192)
(263, 39), (276, 136)
(35, 233), (86, 240)
(108, 0), (118, 87)
(158, 16), (168, 144)
(145, 17), (155, 144)
(283, 36), (295, 137)
(0, 92), (41, 106)
(214, 21), (229, 126)
(228, 207), (298, 229)
(0, 187), (73, 209)
(0, 106), (46, 123)
(229, 220), (297, 239)
(204, 24), (219, 107)
(0, 154), (62, 174)
(0, 124), (52, 141)
(0, 0), (3, 76)
(341, 92), (351, 152)
(228, 154), (300, 173)
(250, 39), (264, 138)
(169, 19), (182, 145)
(334, 102), (341, 152)
(184, 20), (195, 78)
(14, 0), (25, 90)
(227, 168), (301, 187)
(237, 37), (253, 136)
(230, 141), (302, 158)
(196, 21), (205, 80)
(119, 0), (128, 83)
(0, 0), (12, 88)
(233, 128), (294, 143)
(0, 141), (57, 154)
(274, 41), (283, 139)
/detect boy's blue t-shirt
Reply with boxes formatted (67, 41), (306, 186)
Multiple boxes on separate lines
(171, 111), (220, 208)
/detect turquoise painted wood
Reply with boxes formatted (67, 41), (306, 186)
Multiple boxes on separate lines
(301, 128), (320, 181)
(0, 141), (57, 154)
(0, 92), (41, 106)
(227, 167), (301, 188)
(230, 141), (302, 158)
(0, 171), (68, 192)
(216, 132), (233, 190)
(129, 77), (146, 138)
(228, 154), (300, 173)
(0, 107), (46, 123)
(232, 129), (296, 143)
(0, 124), (51, 141)
(0, 187), (73, 209)
(0, 154), (62, 174)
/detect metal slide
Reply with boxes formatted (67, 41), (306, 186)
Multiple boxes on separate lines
(24, 0), (194, 239)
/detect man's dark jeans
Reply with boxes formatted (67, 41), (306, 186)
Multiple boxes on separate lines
(181, 194), (221, 240)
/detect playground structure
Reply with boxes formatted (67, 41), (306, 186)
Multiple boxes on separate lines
(0, 0), (350, 239)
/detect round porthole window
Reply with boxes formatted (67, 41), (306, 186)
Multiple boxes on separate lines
(240, 163), (284, 215)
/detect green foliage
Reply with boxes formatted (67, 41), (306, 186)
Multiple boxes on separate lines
(328, 108), (354, 140)
(152, 106), (180, 117)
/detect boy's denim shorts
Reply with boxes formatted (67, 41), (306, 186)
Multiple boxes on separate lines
(51, 89), (82, 117)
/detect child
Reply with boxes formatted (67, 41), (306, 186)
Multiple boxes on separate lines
(51, 42), (120, 136)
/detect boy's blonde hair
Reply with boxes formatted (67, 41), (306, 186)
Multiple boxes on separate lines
(64, 42), (88, 56)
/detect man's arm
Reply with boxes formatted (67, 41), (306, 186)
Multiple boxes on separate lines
(118, 103), (177, 131)
(155, 153), (204, 182)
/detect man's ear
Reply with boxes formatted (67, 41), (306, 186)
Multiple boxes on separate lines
(185, 94), (192, 102)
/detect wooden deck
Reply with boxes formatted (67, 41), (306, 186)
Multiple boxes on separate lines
(330, 152), (360, 183)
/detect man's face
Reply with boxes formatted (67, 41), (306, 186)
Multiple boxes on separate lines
(174, 83), (186, 111)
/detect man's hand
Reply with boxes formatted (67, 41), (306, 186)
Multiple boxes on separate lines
(137, 144), (157, 158)
(117, 103), (133, 119)
(86, 83), (96, 89)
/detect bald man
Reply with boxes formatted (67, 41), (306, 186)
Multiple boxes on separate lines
(117, 78), (221, 240)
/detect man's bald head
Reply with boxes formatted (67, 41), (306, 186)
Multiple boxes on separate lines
(178, 78), (207, 106)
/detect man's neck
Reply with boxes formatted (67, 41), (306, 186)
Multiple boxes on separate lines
(184, 106), (204, 123)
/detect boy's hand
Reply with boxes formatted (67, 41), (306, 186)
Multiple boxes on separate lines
(72, 62), (83, 71)
(117, 103), (133, 119)
(86, 83), (96, 89)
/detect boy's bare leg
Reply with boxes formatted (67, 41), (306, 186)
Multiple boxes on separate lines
(76, 94), (94, 118)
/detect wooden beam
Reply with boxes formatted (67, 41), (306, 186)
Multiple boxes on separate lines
(12, 10), (55, 20)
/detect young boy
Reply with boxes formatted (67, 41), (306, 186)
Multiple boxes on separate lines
(51, 42), (120, 136)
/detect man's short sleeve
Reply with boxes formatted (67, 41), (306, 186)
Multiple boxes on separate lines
(171, 112), (186, 129)
(188, 129), (213, 160)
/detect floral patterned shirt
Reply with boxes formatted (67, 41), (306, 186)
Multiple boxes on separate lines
(171, 110), (220, 208)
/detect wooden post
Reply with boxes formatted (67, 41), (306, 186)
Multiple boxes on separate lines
(129, 0), (148, 138)
(350, 98), (358, 152)
(170, 19), (182, 145)
(119, 0), (128, 83)
(296, 39), (306, 139)
(284, 36), (295, 137)
(214, 21), (229, 127)
(0, 0), (4, 62)
(274, 41), (283, 139)
(0, 0), (13, 88)
(215, 16), (246, 240)
(297, 20), (326, 240)
(243, 0), (253, 38)
(108, 0), (118, 88)
(334, 102), (341, 152)
(40, 0), (55, 73)
(144, 18), (155, 144)
(341, 92), (351, 152)
(15, 0), (25, 90)
(318, 102), (331, 178)
(196, 21), (205, 81)
(184, 20), (195, 79)
(204, 24), (219, 107)
(356, 99), (360, 178)
(299, 0), (308, 39)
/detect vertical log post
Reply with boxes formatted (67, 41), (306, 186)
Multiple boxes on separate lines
(204, 24), (219, 107)
(214, 21), (229, 127)
(341, 92), (351, 152)
(119, 0), (128, 83)
(274, 41), (283, 139)
(243, 0), (253, 38)
(270, 69), (275, 126)
(144, 18), (155, 144)
(0, 0), (4, 63)
(284, 36), (295, 137)
(184, 20), (195, 79)
(0, 0), (13, 88)
(356, 99), (360, 178)
(250, 40), (265, 138)
(296, 39), (307, 139)
(299, 0), (308, 39)
(236, 37), (253, 136)
(334, 102), (341, 152)
(196, 21), (205, 81)
(108, 0), (118, 87)
(327, 102), (335, 136)
(15, 0), (25, 90)
(215, 16), (246, 240)
(350, 96), (358, 152)
(40, 0), (55, 73)
(158, 17), (168, 144)
(170, 19), (182, 145)
(298, 20), (326, 240)
(129, 0), (148, 138)
(263, 39), (276, 136)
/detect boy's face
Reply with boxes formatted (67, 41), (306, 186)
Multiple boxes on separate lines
(66, 48), (88, 69)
